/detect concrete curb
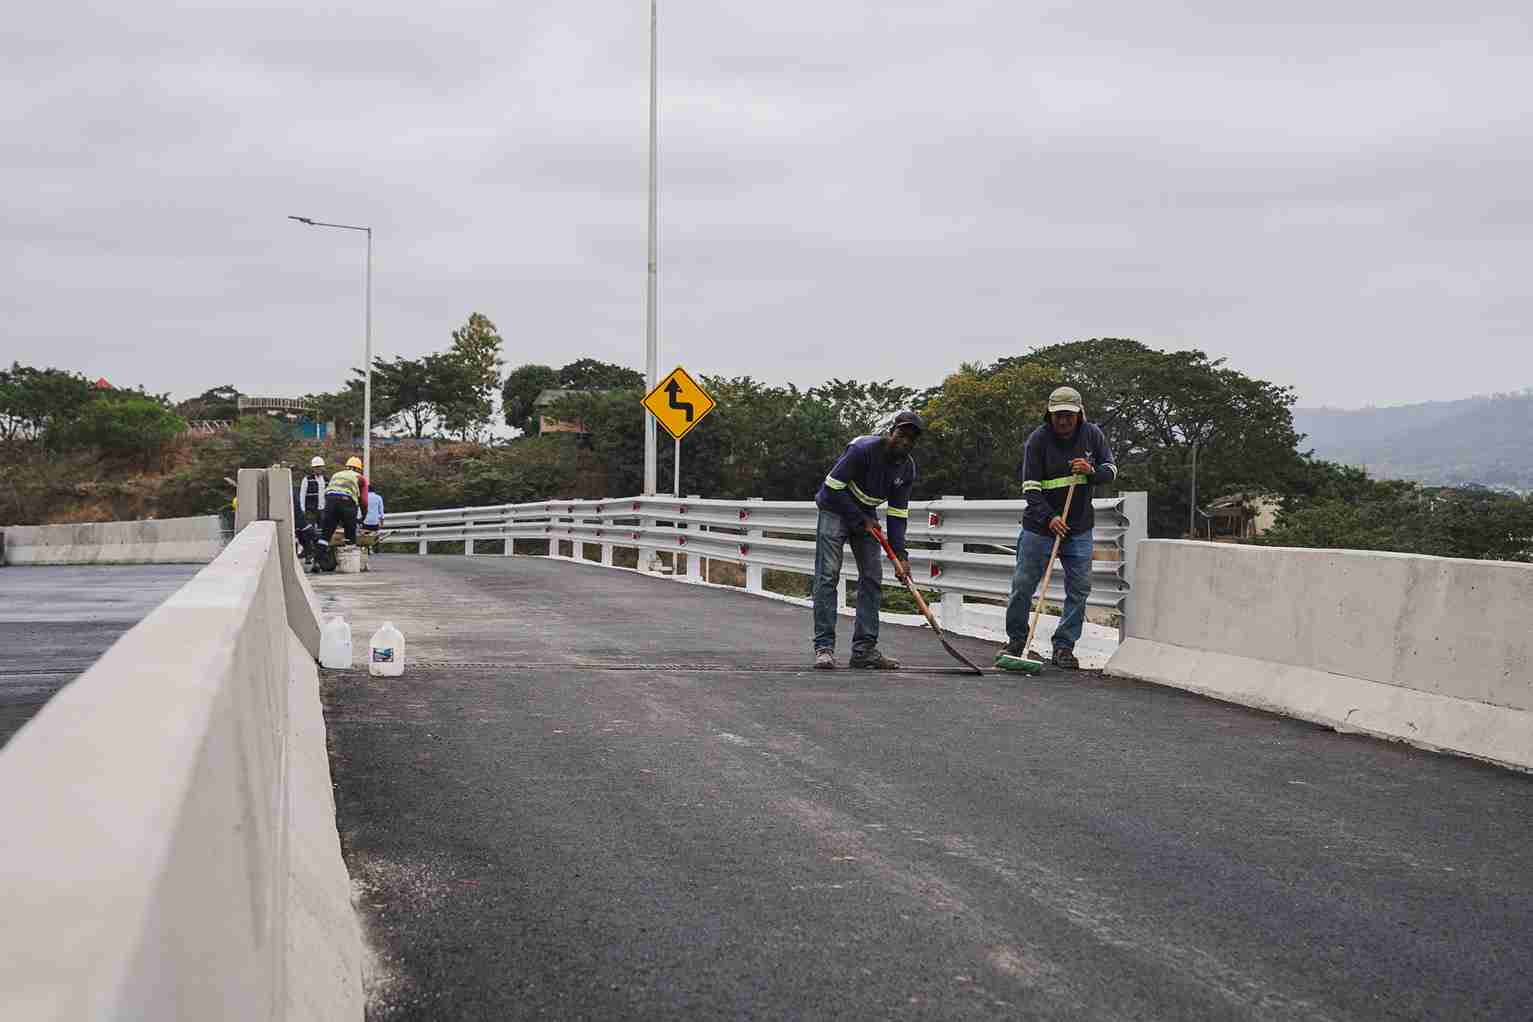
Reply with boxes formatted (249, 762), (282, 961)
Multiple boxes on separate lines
(1110, 638), (1533, 772)
(1, 516), (224, 565)
(1106, 541), (1533, 772)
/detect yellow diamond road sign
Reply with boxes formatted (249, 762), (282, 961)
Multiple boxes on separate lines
(643, 366), (716, 440)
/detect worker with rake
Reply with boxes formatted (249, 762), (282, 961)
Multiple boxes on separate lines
(810, 410), (923, 670)
(997, 387), (1117, 671)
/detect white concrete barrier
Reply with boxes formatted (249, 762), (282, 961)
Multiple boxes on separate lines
(0, 522), (363, 1020)
(244, 466), (325, 660)
(1, 515), (225, 565)
(1108, 540), (1533, 771)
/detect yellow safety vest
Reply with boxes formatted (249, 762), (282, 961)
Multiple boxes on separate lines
(326, 469), (361, 503)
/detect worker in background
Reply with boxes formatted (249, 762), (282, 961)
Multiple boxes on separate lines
(314, 456), (367, 571)
(998, 386), (1117, 669)
(292, 484), (316, 561)
(297, 456), (326, 562)
(361, 486), (385, 543)
(809, 409), (922, 671)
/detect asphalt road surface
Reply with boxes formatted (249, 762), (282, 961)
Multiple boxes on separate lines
(0, 564), (200, 747)
(315, 554), (1532, 1021)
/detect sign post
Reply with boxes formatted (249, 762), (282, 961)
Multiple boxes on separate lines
(641, 366), (716, 497)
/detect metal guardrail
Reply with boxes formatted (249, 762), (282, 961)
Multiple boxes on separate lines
(378, 493), (1149, 637)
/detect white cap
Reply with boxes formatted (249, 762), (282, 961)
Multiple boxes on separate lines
(310, 456), (325, 468)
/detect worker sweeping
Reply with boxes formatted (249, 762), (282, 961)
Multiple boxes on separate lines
(997, 387), (1117, 671)
(810, 410), (922, 670)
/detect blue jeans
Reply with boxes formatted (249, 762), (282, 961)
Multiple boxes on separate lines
(1004, 528), (1094, 652)
(812, 510), (883, 655)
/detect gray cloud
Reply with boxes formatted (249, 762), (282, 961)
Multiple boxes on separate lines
(3, 0), (1529, 409)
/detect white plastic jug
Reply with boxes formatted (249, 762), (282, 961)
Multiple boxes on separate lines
(368, 621), (405, 677)
(320, 616), (352, 669)
(337, 547), (363, 574)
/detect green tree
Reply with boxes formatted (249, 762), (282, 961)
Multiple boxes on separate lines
(1262, 479), (1533, 561)
(304, 378), (366, 443)
(806, 378), (919, 438)
(369, 356), (435, 438)
(502, 358), (643, 438)
(0, 363), (95, 446)
(994, 339), (1306, 537)
(558, 358), (644, 391)
(547, 388), (648, 495)
(175, 384), (242, 422)
(502, 363), (560, 433)
(231, 415), (295, 469)
(918, 361), (1059, 499)
(67, 395), (185, 470)
(436, 313), (504, 441)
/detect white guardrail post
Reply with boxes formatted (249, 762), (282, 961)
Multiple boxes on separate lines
(685, 496), (703, 581)
(744, 497), (765, 594)
(937, 495), (966, 633)
(1119, 490), (1148, 640)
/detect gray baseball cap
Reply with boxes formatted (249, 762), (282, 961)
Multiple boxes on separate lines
(1047, 386), (1083, 413)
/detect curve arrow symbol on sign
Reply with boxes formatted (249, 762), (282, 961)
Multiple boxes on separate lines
(665, 378), (694, 422)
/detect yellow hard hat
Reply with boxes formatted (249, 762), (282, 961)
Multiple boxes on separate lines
(346, 456), (364, 470)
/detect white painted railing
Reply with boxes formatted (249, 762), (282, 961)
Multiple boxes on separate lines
(380, 493), (1149, 637)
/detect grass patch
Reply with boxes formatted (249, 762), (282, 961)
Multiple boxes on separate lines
(763, 569), (811, 598)
(703, 560), (746, 588)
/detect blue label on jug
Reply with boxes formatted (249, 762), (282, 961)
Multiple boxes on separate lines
(371, 648), (394, 663)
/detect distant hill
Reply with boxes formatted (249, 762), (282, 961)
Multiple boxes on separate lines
(1292, 391), (1533, 491)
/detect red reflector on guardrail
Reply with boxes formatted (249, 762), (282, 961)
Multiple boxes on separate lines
(930, 563), (942, 579)
(928, 512), (940, 528)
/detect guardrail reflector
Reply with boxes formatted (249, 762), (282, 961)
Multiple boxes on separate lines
(930, 563), (943, 579)
(928, 512), (941, 527)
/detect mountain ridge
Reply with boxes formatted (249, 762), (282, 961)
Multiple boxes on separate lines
(1292, 390), (1533, 490)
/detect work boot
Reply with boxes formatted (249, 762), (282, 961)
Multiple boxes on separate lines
(1052, 647), (1080, 670)
(813, 649), (836, 670)
(849, 649), (900, 670)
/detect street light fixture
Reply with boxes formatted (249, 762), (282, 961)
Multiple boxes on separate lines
(288, 215), (373, 479)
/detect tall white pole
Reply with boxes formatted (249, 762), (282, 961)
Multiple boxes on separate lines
(363, 227), (373, 479)
(673, 437), (680, 497)
(643, 0), (659, 495)
(1189, 442), (1198, 537)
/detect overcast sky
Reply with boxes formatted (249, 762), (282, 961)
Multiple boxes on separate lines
(5, 1), (1530, 409)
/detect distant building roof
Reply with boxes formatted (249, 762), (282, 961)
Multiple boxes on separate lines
(92, 377), (113, 390)
(534, 388), (574, 407)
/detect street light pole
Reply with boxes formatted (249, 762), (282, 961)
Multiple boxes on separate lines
(288, 215), (374, 477)
(642, 0), (659, 496)
(1189, 441), (1199, 538)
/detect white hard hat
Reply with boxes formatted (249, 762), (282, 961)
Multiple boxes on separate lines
(310, 456), (325, 468)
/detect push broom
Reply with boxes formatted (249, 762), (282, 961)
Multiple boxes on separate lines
(996, 478), (1078, 675)
(867, 523), (985, 675)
